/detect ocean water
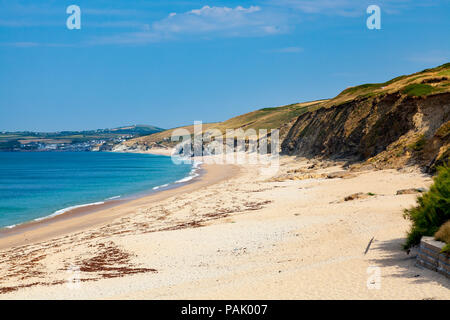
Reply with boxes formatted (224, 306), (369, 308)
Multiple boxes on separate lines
(0, 152), (195, 229)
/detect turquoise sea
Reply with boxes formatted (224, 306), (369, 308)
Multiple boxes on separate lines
(0, 152), (195, 229)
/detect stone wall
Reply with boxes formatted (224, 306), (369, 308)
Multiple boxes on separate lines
(416, 236), (450, 279)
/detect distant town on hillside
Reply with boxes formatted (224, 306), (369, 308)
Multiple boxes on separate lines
(0, 125), (163, 152)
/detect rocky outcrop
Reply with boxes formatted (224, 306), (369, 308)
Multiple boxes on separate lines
(281, 92), (450, 171)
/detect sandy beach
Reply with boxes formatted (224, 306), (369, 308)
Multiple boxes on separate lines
(112, 147), (174, 156)
(0, 157), (449, 299)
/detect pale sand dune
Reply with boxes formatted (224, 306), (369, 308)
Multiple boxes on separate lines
(0, 157), (448, 299)
(110, 146), (174, 156)
(131, 148), (174, 156)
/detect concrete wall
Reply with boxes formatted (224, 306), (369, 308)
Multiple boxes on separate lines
(416, 236), (450, 279)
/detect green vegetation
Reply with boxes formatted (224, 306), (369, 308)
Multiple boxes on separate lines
(340, 83), (384, 96)
(435, 121), (450, 139)
(383, 75), (408, 86)
(408, 135), (427, 151)
(403, 164), (450, 250)
(434, 63), (450, 75)
(215, 102), (319, 132)
(401, 83), (434, 97)
(419, 63), (450, 75)
(127, 62), (450, 149)
(405, 76), (421, 84)
(129, 100), (329, 147)
(321, 62), (450, 109)
(430, 147), (450, 174)
(367, 192), (376, 196)
(438, 69), (450, 77)
(435, 221), (450, 253)
(395, 149), (405, 157)
(260, 107), (279, 111)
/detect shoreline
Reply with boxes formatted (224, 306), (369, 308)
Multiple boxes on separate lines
(0, 150), (187, 235)
(111, 147), (174, 156)
(0, 157), (448, 299)
(0, 163), (240, 250)
(0, 151), (196, 233)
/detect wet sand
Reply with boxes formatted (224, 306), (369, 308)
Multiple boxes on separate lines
(0, 164), (239, 250)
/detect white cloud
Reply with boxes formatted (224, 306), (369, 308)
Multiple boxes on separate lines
(152, 5), (275, 35)
(94, 5), (288, 45)
(189, 5), (261, 16)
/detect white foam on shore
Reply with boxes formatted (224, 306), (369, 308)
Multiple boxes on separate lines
(106, 195), (121, 200)
(33, 201), (105, 222)
(152, 183), (169, 190)
(175, 160), (202, 183)
(1, 201), (107, 230)
(2, 161), (203, 231)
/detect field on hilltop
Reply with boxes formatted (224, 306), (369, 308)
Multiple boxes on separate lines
(322, 63), (450, 108)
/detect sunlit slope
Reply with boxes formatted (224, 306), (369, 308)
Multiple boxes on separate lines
(282, 63), (450, 171)
(123, 63), (449, 168)
(122, 99), (328, 148)
(321, 62), (450, 108)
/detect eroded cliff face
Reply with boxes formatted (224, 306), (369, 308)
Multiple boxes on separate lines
(281, 92), (450, 171)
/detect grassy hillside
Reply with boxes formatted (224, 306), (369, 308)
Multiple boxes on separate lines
(282, 63), (450, 170)
(122, 99), (328, 149)
(321, 62), (450, 108)
(212, 100), (328, 133)
(123, 63), (449, 166)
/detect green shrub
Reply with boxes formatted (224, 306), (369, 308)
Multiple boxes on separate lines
(438, 69), (450, 77)
(435, 221), (450, 241)
(340, 83), (384, 96)
(407, 135), (426, 151)
(403, 164), (450, 249)
(430, 147), (450, 173)
(435, 221), (450, 254)
(441, 244), (450, 254)
(402, 83), (434, 97)
(435, 121), (450, 139)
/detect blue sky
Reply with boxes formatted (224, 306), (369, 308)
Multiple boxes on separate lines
(0, 0), (449, 132)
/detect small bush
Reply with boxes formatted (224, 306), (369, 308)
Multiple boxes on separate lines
(441, 244), (450, 254)
(438, 69), (450, 77)
(408, 135), (426, 151)
(340, 83), (384, 96)
(435, 221), (450, 243)
(435, 121), (450, 139)
(430, 147), (450, 173)
(402, 83), (434, 97)
(403, 164), (450, 250)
